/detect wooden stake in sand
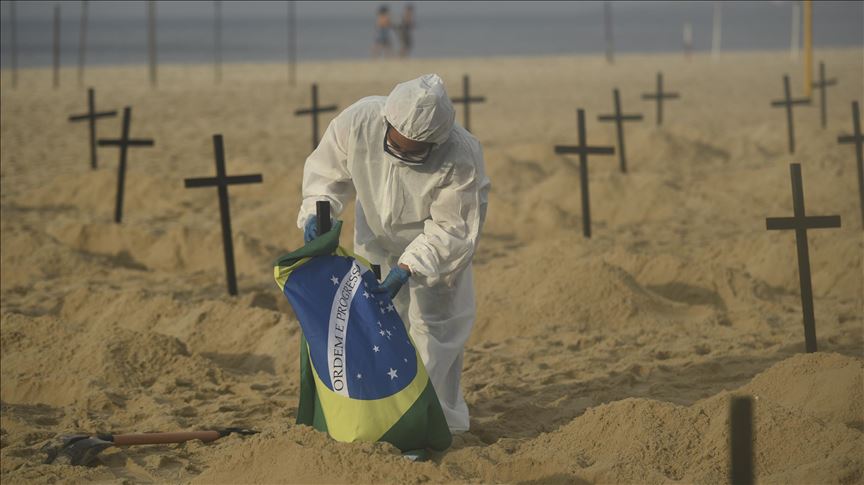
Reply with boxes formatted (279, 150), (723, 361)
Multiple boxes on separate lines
(811, 62), (837, 129)
(803, 0), (813, 97)
(295, 84), (337, 150)
(148, 0), (157, 88)
(98, 107), (154, 224)
(68, 88), (118, 170)
(765, 163), (841, 353)
(770, 75), (810, 154)
(53, 5), (60, 89)
(315, 200), (331, 235)
(729, 396), (754, 485)
(790, 1), (800, 61)
(640, 72), (680, 126)
(214, 0), (222, 84)
(603, 1), (614, 65)
(555, 109), (615, 238)
(711, 1), (722, 60)
(287, 0), (297, 86)
(184, 135), (263, 296)
(77, 0), (88, 86)
(837, 101), (864, 229)
(451, 75), (486, 133)
(9, 0), (18, 88)
(597, 88), (643, 173)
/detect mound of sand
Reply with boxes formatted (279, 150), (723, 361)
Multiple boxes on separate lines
(166, 353), (864, 484)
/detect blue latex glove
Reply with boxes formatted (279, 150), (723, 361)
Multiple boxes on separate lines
(372, 266), (411, 300)
(305, 215), (337, 243)
(303, 216), (319, 243)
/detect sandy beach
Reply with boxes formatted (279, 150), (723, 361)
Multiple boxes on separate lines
(1, 49), (862, 483)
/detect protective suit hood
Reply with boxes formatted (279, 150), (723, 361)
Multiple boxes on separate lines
(384, 74), (455, 146)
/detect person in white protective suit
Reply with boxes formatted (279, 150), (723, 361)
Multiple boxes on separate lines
(296, 73), (490, 433)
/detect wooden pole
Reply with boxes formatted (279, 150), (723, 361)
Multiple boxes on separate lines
(288, 0), (296, 85)
(10, 0), (18, 88)
(115, 108), (132, 224)
(214, 1), (222, 84)
(836, 102), (864, 229)
(77, 0), (88, 86)
(316, 201), (331, 235)
(213, 135), (237, 295)
(53, 4), (60, 89)
(729, 397), (754, 485)
(148, 0), (157, 88)
(791, 1), (800, 61)
(803, 0), (813, 97)
(711, 1), (721, 60)
(603, 1), (613, 65)
(87, 87), (97, 168)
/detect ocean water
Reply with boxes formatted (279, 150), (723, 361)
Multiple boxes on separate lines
(1, 0), (861, 68)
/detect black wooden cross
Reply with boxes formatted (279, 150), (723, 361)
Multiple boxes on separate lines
(811, 62), (837, 129)
(450, 75), (486, 133)
(295, 84), (338, 151)
(97, 107), (154, 224)
(837, 101), (864, 229)
(184, 135), (263, 296)
(316, 200), (332, 235)
(640, 72), (679, 126)
(765, 163), (841, 353)
(770, 75), (810, 154)
(68, 88), (117, 170)
(554, 109), (615, 238)
(598, 88), (643, 173)
(729, 396), (754, 485)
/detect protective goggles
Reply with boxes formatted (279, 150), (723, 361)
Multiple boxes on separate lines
(383, 123), (433, 164)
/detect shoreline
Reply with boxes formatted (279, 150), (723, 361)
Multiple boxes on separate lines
(2, 46), (862, 75)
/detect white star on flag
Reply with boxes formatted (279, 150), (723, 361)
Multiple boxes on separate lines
(387, 368), (398, 380)
(330, 275), (339, 285)
(363, 291), (370, 299)
(385, 329), (392, 337)
(379, 330), (386, 336)
(373, 345), (380, 353)
(357, 373), (362, 379)
(403, 358), (408, 363)
(387, 303), (395, 312)
(377, 321), (382, 327)
(380, 307), (386, 315)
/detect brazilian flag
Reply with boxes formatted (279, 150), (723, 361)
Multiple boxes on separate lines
(273, 221), (452, 453)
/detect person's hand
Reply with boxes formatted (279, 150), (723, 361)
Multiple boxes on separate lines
(303, 215), (319, 243)
(372, 266), (411, 300)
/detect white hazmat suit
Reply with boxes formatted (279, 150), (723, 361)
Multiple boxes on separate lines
(297, 74), (490, 432)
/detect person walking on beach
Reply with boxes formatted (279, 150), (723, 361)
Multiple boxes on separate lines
(398, 4), (416, 58)
(683, 21), (693, 61)
(297, 74), (490, 433)
(372, 5), (393, 58)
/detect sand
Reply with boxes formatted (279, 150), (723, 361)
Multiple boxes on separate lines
(1, 49), (862, 484)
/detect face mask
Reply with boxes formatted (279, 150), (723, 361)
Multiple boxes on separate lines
(384, 124), (433, 164)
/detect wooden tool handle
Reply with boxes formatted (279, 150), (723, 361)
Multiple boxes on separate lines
(111, 431), (222, 446)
